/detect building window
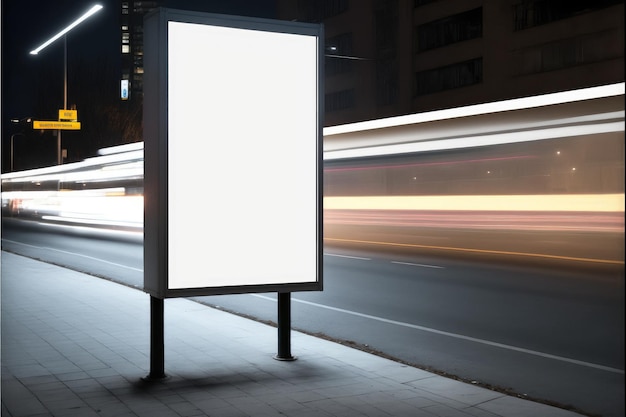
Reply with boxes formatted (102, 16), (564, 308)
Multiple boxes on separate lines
(322, 0), (348, 18)
(416, 7), (482, 52)
(326, 89), (355, 112)
(374, 0), (398, 106)
(122, 45), (130, 54)
(513, 0), (623, 31)
(376, 59), (397, 106)
(415, 58), (483, 96)
(133, 1), (159, 13)
(298, 0), (348, 22)
(375, 0), (397, 53)
(513, 30), (622, 74)
(133, 56), (143, 68)
(133, 75), (143, 92)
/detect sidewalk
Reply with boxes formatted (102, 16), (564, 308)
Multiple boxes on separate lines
(1, 251), (583, 417)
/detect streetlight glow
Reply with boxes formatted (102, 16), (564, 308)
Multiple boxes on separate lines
(28, 3), (103, 165)
(29, 4), (103, 55)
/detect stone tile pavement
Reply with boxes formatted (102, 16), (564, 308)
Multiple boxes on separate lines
(1, 251), (583, 416)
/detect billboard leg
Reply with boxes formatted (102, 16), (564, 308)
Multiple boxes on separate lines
(145, 296), (167, 379)
(274, 292), (296, 361)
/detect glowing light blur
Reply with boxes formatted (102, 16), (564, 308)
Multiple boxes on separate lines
(323, 82), (625, 136)
(324, 194), (625, 212)
(2, 143), (143, 229)
(324, 155), (536, 173)
(29, 5), (103, 55)
(2, 84), (623, 265)
(320, 84), (624, 264)
(324, 210), (624, 233)
(324, 118), (624, 160)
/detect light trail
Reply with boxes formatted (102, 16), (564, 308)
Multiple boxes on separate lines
(391, 261), (444, 269)
(1, 239), (143, 272)
(324, 194), (625, 212)
(324, 154), (535, 172)
(324, 210), (624, 232)
(324, 237), (625, 265)
(323, 253), (371, 261)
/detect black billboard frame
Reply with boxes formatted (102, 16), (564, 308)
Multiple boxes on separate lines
(143, 8), (324, 300)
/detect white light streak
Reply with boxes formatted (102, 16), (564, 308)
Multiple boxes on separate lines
(324, 82), (625, 136)
(29, 4), (103, 55)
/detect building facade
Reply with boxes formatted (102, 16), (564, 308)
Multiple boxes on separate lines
(119, 1), (276, 102)
(121, 1), (159, 101)
(277, 0), (625, 126)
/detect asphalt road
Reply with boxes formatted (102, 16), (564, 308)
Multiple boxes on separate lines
(1, 218), (624, 417)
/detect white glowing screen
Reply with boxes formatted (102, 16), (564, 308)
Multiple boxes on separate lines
(167, 21), (319, 290)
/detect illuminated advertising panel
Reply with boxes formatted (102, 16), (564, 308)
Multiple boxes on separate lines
(121, 79), (129, 100)
(143, 8), (323, 298)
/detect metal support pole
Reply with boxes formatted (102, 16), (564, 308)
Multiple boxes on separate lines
(10, 135), (14, 172)
(58, 35), (67, 165)
(274, 292), (296, 361)
(64, 35), (67, 111)
(147, 295), (166, 379)
(57, 129), (62, 165)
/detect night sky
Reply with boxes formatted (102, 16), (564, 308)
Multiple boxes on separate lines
(1, 0), (276, 171)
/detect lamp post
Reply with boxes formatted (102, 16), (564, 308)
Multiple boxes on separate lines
(9, 117), (32, 172)
(10, 133), (24, 172)
(29, 4), (103, 165)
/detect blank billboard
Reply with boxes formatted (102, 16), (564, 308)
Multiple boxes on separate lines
(144, 9), (323, 298)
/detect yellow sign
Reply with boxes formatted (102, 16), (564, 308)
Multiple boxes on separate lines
(58, 109), (78, 121)
(33, 121), (81, 130)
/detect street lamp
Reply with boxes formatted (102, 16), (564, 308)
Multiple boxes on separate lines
(325, 45), (372, 61)
(29, 4), (103, 165)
